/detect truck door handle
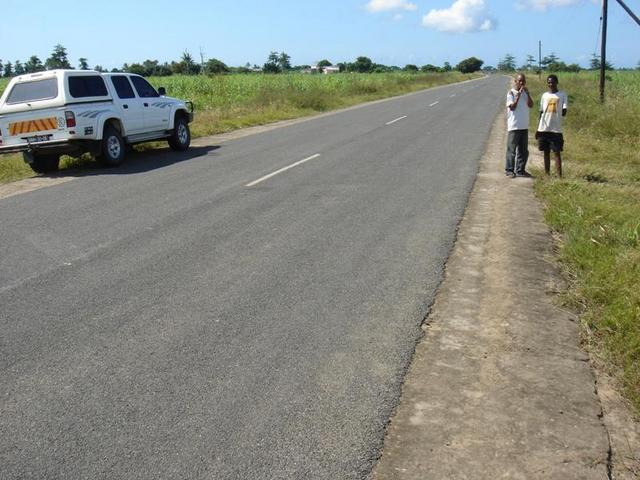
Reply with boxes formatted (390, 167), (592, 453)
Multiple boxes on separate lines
(143, 103), (149, 107)
(123, 104), (129, 109)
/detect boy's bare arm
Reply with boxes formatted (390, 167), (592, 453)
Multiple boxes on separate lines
(525, 89), (534, 108)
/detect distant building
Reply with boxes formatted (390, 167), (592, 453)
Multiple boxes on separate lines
(302, 65), (341, 74)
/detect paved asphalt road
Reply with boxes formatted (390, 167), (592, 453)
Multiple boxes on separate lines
(0, 76), (505, 479)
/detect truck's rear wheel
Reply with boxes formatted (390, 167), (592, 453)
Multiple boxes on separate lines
(168, 116), (190, 151)
(98, 124), (125, 167)
(24, 153), (60, 174)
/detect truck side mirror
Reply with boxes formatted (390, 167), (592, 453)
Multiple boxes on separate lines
(158, 87), (166, 96)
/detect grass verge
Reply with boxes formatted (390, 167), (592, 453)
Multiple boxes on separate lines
(527, 71), (640, 414)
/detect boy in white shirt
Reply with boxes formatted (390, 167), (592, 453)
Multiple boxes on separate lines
(536, 74), (568, 177)
(505, 73), (534, 178)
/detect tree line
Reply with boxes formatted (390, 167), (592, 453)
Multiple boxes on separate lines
(10, 43), (625, 79)
(493, 52), (617, 72)
(1, 44), (489, 78)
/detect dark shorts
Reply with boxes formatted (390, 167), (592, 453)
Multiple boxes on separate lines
(537, 132), (564, 152)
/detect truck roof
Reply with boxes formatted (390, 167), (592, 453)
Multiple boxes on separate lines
(12, 69), (103, 83)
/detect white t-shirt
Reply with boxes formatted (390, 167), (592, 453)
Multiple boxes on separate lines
(538, 91), (568, 133)
(506, 89), (530, 131)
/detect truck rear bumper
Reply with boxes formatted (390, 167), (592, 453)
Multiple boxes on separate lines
(0, 139), (85, 156)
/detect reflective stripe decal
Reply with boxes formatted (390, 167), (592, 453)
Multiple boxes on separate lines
(9, 117), (58, 135)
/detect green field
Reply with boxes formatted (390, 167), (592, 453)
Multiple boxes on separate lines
(145, 71), (475, 136)
(527, 71), (640, 414)
(0, 71), (475, 182)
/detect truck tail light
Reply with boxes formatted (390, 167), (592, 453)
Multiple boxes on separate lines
(65, 111), (76, 128)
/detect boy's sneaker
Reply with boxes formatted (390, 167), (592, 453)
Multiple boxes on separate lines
(505, 171), (516, 178)
(516, 171), (533, 178)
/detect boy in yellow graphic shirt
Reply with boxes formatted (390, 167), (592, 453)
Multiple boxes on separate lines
(536, 74), (568, 177)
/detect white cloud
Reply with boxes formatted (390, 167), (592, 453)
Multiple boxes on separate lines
(516, 0), (581, 10)
(366, 0), (418, 12)
(422, 0), (495, 33)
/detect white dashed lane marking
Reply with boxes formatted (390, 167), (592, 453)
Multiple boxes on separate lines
(246, 154), (322, 187)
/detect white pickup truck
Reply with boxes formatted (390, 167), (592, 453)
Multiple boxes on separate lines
(0, 69), (194, 173)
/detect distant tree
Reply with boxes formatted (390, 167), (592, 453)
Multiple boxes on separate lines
(136, 59), (172, 76)
(232, 62), (256, 74)
(94, 65), (106, 72)
(154, 62), (173, 76)
(78, 58), (89, 70)
(0, 60), (3, 75)
(24, 55), (44, 73)
(180, 51), (200, 75)
(142, 60), (159, 76)
(442, 61), (452, 72)
(482, 65), (497, 72)
(3, 61), (13, 77)
(45, 44), (72, 70)
(564, 63), (581, 72)
(547, 61), (568, 72)
(421, 64), (439, 72)
(589, 54), (614, 71)
(541, 52), (560, 69)
(522, 54), (536, 71)
(14, 60), (25, 75)
(128, 63), (150, 75)
(404, 64), (419, 72)
(373, 63), (395, 73)
(497, 53), (516, 71)
(541, 53), (567, 72)
(352, 56), (373, 73)
(278, 52), (292, 71)
(204, 58), (229, 74)
(456, 57), (483, 73)
(263, 51), (281, 73)
(317, 59), (332, 68)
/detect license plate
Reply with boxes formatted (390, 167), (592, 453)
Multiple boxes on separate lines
(24, 134), (52, 143)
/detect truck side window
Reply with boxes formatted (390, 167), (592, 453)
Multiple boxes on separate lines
(130, 76), (159, 98)
(111, 76), (136, 99)
(68, 76), (108, 98)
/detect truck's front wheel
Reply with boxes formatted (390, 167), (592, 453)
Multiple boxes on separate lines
(99, 125), (125, 167)
(24, 152), (60, 174)
(168, 116), (190, 151)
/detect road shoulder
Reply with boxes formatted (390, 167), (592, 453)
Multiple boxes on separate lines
(372, 111), (628, 479)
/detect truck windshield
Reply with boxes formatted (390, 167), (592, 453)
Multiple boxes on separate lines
(6, 78), (58, 104)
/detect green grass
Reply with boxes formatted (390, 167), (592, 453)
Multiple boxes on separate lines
(0, 71), (477, 182)
(528, 71), (640, 413)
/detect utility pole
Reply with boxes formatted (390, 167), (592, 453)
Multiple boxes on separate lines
(538, 41), (542, 76)
(599, 0), (640, 102)
(599, 0), (608, 102)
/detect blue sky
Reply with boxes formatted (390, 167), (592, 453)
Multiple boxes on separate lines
(1, 0), (639, 70)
